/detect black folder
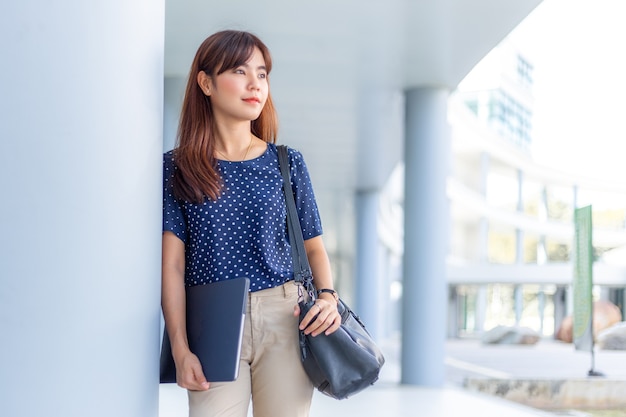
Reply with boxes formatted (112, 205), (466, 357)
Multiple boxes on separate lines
(160, 277), (250, 383)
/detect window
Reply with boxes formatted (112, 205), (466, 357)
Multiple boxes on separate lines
(517, 55), (534, 87)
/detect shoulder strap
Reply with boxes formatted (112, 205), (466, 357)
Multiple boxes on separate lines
(277, 145), (313, 286)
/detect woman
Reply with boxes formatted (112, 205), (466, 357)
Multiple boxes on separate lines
(162, 30), (341, 417)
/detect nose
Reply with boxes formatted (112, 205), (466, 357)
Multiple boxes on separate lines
(248, 74), (261, 90)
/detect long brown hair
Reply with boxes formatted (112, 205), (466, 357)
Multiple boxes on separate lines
(173, 30), (278, 203)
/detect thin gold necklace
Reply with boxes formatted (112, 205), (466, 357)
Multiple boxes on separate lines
(215, 135), (254, 162)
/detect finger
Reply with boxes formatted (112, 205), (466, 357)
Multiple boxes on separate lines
(308, 306), (341, 336)
(299, 303), (321, 330)
(181, 361), (210, 391)
(193, 365), (210, 390)
(179, 372), (197, 390)
(324, 315), (342, 335)
(293, 304), (300, 317)
(311, 314), (336, 337)
(305, 305), (331, 336)
(186, 374), (210, 391)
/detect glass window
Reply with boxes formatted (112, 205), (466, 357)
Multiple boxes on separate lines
(517, 55), (534, 87)
(523, 234), (539, 263)
(545, 238), (570, 262)
(487, 225), (517, 264)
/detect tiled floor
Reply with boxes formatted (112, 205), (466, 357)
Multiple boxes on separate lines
(159, 382), (556, 417)
(159, 338), (618, 417)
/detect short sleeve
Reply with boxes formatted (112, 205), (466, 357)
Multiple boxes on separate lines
(163, 151), (187, 242)
(288, 148), (323, 239)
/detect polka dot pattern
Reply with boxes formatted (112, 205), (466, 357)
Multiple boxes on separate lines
(163, 143), (323, 291)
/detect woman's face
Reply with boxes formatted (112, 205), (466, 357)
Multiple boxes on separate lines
(202, 47), (269, 125)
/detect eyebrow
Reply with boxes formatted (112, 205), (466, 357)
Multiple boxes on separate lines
(241, 63), (267, 71)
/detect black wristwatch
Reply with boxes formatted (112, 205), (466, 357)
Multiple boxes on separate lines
(317, 288), (339, 303)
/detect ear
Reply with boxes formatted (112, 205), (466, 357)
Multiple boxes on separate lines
(197, 71), (212, 96)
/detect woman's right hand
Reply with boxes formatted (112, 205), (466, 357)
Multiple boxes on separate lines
(175, 350), (210, 391)
(163, 232), (208, 391)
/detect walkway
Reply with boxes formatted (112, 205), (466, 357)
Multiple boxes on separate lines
(159, 338), (626, 417)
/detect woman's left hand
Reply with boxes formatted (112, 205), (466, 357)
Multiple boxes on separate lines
(294, 298), (341, 337)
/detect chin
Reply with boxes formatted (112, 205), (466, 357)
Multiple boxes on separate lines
(246, 111), (264, 120)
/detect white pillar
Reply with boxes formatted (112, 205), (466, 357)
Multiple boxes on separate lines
(401, 87), (449, 387)
(554, 286), (568, 336)
(538, 287), (546, 335)
(479, 152), (490, 262)
(447, 286), (459, 338)
(356, 191), (384, 340)
(475, 285), (487, 333)
(537, 186), (548, 264)
(355, 89), (403, 341)
(0, 1), (164, 416)
(516, 169), (524, 263)
(164, 76), (186, 151)
(514, 285), (524, 325)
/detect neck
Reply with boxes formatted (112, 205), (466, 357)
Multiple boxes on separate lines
(214, 122), (253, 154)
(214, 133), (255, 163)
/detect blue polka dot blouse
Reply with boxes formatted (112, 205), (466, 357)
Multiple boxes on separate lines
(163, 143), (323, 291)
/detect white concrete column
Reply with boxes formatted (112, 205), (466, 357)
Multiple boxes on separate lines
(447, 286), (459, 338)
(355, 89), (403, 341)
(538, 287), (546, 335)
(516, 169), (525, 263)
(164, 76), (186, 151)
(0, 1), (164, 416)
(401, 87), (449, 387)
(479, 152), (490, 262)
(356, 190), (384, 340)
(537, 186), (548, 264)
(475, 285), (487, 333)
(554, 286), (568, 336)
(514, 285), (524, 325)
(513, 169), (525, 326)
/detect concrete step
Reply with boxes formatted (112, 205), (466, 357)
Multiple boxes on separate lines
(465, 378), (626, 410)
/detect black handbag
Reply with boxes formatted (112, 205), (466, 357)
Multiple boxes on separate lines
(277, 145), (385, 400)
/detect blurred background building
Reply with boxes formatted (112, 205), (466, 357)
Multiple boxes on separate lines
(445, 38), (626, 339)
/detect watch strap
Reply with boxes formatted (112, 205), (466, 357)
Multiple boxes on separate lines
(317, 288), (338, 302)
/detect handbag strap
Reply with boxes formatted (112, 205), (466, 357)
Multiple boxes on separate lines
(277, 145), (314, 290)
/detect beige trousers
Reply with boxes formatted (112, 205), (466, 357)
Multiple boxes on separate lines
(188, 282), (314, 417)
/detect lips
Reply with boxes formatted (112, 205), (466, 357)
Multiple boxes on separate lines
(243, 97), (261, 104)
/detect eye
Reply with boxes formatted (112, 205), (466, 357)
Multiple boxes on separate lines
(258, 73), (267, 79)
(234, 68), (245, 75)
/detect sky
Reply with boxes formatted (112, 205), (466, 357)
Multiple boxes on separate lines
(469, 0), (626, 183)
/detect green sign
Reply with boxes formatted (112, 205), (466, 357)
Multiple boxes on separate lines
(573, 205), (593, 352)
